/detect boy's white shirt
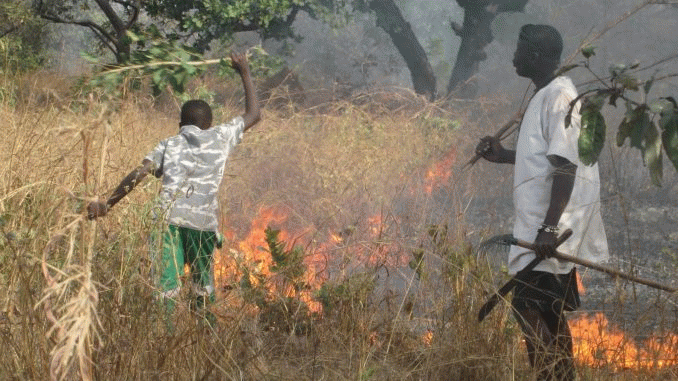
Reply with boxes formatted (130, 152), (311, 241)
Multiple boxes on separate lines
(145, 116), (245, 232)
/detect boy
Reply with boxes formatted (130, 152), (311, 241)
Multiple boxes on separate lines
(88, 52), (261, 313)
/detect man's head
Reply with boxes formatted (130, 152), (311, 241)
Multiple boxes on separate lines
(513, 24), (563, 79)
(180, 100), (212, 130)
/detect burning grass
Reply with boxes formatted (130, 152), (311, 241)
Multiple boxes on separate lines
(1, 72), (677, 380)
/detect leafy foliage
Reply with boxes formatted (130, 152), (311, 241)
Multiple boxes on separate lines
(0, 1), (47, 73)
(144, 0), (347, 52)
(82, 29), (283, 98)
(265, 226), (307, 287)
(84, 30), (207, 96)
(565, 48), (678, 186)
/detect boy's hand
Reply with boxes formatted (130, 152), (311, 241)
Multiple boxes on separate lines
(87, 201), (109, 220)
(230, 52), (250, 75)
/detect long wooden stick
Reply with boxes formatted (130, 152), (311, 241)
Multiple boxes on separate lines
(512, 238), (678, 293)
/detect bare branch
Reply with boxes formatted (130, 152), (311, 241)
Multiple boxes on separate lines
(39, 12), (116, 50)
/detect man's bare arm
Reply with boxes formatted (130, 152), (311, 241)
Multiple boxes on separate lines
(533, 155), (576, 258)
(230, 52), (261, 132)
(87, 159), (155, 219)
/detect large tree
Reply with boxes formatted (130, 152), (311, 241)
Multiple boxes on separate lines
(35, 0), (140, 63)
(447, 0), (529, 97)
(355, 0), (436, 100)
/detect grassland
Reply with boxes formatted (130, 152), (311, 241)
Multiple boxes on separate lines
(1, 71), (676, 380)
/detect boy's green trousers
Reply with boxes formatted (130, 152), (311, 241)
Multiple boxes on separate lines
(157, 224), (217, 310)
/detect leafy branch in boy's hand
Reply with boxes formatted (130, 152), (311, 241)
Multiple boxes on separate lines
(82, 29), (283, 98)
(562, 46), (678, 186)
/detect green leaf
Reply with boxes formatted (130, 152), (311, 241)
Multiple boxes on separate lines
(649, 98), (673, 114)
(630, 108), (651, 150)
(181, 62), (197, 76)
(579, 107), (606, 166)
(643, 121), (663, 186)
(662, 122), (678, 173)
(617, 74), (640, 91)
(151, 68), (167, 88)
(644, 76), (655, 95)
(617, 106), (636, 147)
(581, 45), (596, 59)
(584, 93), (607, 111)
(80, 51), (100, 63)
(126, 30), (141, 42)
(659, 103), (678, 131)
(609, 63), (627, 77)
(660, 106), (678, 172)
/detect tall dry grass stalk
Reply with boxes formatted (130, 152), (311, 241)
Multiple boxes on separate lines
(0, 71), (676, 380)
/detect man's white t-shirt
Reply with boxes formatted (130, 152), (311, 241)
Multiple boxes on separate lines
(509, 76), (609, 275)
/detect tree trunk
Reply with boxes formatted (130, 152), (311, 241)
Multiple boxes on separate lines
(370, 0), (437, 101)
(447, 0), (529, 98)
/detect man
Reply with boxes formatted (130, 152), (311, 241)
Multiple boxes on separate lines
(88, 52), (261, 317)
(475, 24), (608, 380)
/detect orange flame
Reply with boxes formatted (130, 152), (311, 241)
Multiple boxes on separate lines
(424, 147), (457, 193)
(422, 329), (434, 346)
(576, 271), (585, 295)
(215, 207), (327, 313)
(571, 313), (678, 370)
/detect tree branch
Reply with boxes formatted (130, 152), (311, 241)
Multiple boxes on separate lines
(94, 0), (125, 34)
(39, 12), (116, 52)
(112, 0), (140, 30)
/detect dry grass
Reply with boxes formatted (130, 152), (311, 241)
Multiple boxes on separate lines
(0, 70), (676, 380)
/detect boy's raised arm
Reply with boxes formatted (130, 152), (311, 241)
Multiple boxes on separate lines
(87, 159), (155, 219)
(230, 52), (261, 132)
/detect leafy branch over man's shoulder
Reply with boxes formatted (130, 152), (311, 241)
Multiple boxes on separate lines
(561, 46), (678, 186)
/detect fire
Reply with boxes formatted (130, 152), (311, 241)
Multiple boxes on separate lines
(422, 329), (434, 346)
(576, 270), (585, 295)
(361, 214), (407, 267)
(214, 207), (327, 313)
(424, 147), (457, 193)
(571, 312), (678, 370)
(212, 207), (410, 316)
(236, 207), (289, 282)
